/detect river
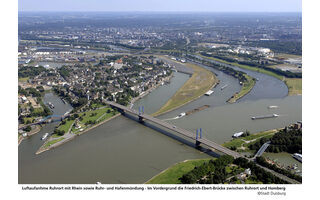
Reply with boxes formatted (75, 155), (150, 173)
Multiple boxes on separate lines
(18, 59), (301, 184)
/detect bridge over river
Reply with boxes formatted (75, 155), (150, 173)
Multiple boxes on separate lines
(106, 100), (301, 184)
(106, 101), (242, 158)
(18, 109), (72, 130)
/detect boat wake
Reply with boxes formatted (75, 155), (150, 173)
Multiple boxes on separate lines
(163, 112), (187, 121)
(163, 116), (182, 121)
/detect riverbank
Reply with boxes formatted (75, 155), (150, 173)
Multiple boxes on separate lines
(284, 78), (302, 95)
(152, 59), (217, 116)
(198, 54), (301, 95)
(35, 113), (121, 154)
(130, 73), (174, 106)
(227, 74), (256, 103)
(144, 128), (289, 184)
(145, 158), (212, 184)
(222, 129), (279, 154)
(33, 72), (173, 154)
(18, 125), (42, 145)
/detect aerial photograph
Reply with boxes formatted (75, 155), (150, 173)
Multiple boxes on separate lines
(17, 0), (303, 187)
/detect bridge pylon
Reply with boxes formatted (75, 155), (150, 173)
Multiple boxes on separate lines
(195, 128), (202, 147)
(138, 106), (145, 123)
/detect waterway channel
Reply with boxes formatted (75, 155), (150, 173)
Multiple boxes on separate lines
(19, 59), (301, 184)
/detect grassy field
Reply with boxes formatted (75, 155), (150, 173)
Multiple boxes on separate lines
(152, 61), (217, 116)
(222, 129), (278, 152)
(23, 117), (36, 124)
(228, 74), (256, 103)
(44, 137), (65, 148)
(274, 53), (302, 59)
(244, 178), (264, 184)
(145, 159), (212, 184)
(284, 78), (302, 95)
(90, 103), (106, 109)
(18, 77), (29, 82)
(199, 54), (302, 96)
(199, 54), (284, 80)
(72, 107), (117, 134)
(57, 119), (75, 133)
(79, 107), (112, 124)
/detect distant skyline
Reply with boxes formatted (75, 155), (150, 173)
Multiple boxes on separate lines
(19, 0), (302, 12)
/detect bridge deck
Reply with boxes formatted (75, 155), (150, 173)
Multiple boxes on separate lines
(106, 101), (242, 158)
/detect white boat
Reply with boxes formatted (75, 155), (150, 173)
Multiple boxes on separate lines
(268, 105), (279, 109)
(47, 102), (55, 109)
(221, 84), (228, 90)
(232, 132), (244, 138)
(178, 112), (186, 117)
(205, 90), (214, 96)
(41, 133), (49, 140)
(292, 153), (302, 162)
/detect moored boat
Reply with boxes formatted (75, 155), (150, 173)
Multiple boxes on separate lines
(41, 133), (49, 140)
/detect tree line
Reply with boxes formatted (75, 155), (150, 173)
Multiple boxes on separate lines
(249, 128), (302, 154)
(199, 52), (302, 78)
(179, 155), (288, 184)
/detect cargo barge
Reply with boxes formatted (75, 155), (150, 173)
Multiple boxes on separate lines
(186, 105), (210, 115)
(251, 114), (279, 120)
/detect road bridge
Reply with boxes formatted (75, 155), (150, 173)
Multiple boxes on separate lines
(106, 101), (242, 158)
(106, 101), (301, 184)
(18, 110), (72, 130)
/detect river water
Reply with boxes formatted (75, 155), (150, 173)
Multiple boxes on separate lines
(19, 59), (302, 184)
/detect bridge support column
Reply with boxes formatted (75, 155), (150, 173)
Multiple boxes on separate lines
(119, 109), (125, 115)
(195, 128), (201, 148)
(138, 115), (144, 123)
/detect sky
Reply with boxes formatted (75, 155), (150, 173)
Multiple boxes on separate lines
(19, 0), (302, 12)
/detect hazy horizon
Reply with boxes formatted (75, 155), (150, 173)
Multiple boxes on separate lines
(19, 0), (302, 12)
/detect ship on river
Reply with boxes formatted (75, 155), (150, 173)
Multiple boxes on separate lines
(205, 90), (214, 96)
(221, 84), (228, 90)
(268, 105), (279, 109)
(41, 133), (49, 140)
(178, 112), (186, 117)
(47, 102), (55, 109)
(292, 153), (302, 162)
(251, 114), (279, 120)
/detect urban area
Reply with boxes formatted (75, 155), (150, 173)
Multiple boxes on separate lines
(18, 12), (302, 185)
